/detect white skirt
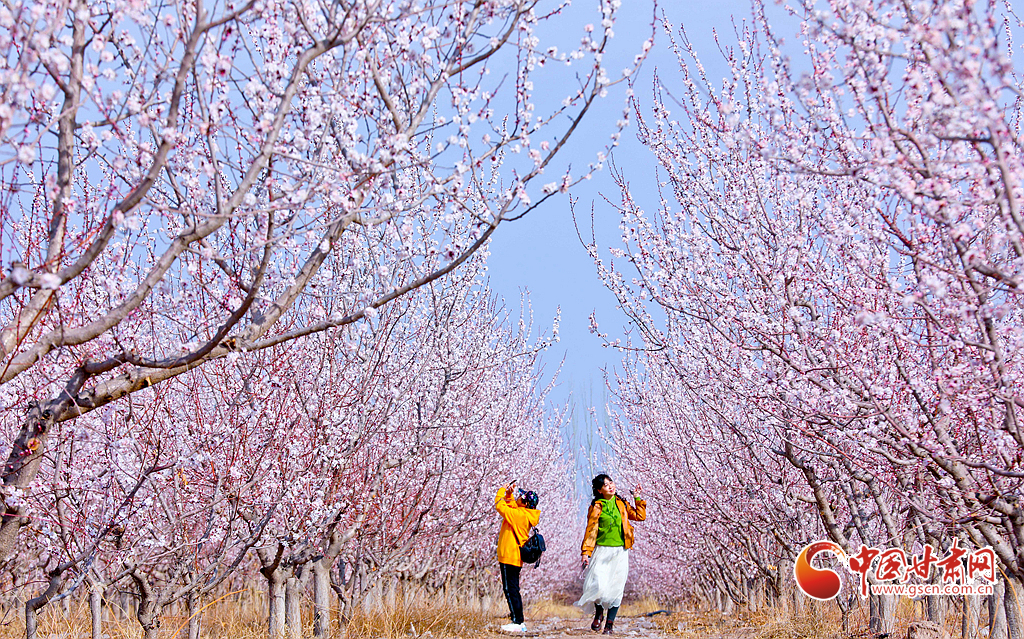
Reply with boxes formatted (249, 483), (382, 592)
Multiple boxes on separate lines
(575, 545), (629, 611)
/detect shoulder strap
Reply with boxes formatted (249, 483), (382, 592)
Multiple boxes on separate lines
(510, 518), (536, 547)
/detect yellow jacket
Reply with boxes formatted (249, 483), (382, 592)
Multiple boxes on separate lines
(495, 487), (541, 567)
(581, 495), (646, 557)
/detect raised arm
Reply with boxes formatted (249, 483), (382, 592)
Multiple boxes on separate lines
(495, 484), (516, 518)
(624, 498), (647, 522)
(625, 485), (646, 521)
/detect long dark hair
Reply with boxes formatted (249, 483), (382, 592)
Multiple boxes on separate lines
(591, 474), (614, 506)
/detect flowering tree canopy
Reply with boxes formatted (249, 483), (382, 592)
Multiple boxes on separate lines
(0, 0), (629, 561)
(594, 0), (1024, 629)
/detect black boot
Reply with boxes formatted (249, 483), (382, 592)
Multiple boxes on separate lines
(602, 606), (618, 634)
(591, 605), (604, 632)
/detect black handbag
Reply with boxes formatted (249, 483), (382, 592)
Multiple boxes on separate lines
(513, 526), (546, 567)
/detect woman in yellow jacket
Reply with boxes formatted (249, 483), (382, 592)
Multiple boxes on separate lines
(496, 482), (540, 633)
(576, 474), (645, 635)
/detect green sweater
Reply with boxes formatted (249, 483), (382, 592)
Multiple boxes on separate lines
(595, 498), (625, 547)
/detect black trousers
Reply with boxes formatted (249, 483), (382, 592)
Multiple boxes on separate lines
(499, 562), (524, 624)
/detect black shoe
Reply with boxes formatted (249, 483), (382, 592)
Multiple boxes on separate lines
(602, 623), (614, 635)
(591, 613), (604, 632)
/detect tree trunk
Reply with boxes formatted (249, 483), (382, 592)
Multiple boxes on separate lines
(869, 595), (880, 633)
(268, 569), (287, 638)
(136, 595), (161, 639)
(928, 593), (947, 625)
(721, 587), (734, 615)
(188, 592), (201, 639)
(335, 560), (350, 624)
(25, 603), (39, 639)
(24, 578), (58, 639)
(0, 411), (57, 559)
(776, 559), (792, 618)
(130, 568), (162, 639)
(990, 579), (1008, 639)
(1005, 576), (1023, 639)
(286, 574), (303, 639)
(90, 580), (103, 639)
(119, 589), (131, 621)
(313, 560), (332, 638)
(963, 595), (981, 639)
(836, 594), (850, 634)
(878, 594), (896, 634)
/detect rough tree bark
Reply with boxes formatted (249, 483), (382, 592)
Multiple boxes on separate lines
(90, 579), (103, 639)
(313, 560), (333, 637)
(187, 591), (201, 639)
(1005, 577), (1023, 639)
(259, 544), (288, 639)
(990, 579), (1008, 639)
(285, 565), (306, 639)
(963, 595), (981, 639)
(130, 569), (163, 639)
(928, 591), (947, 625)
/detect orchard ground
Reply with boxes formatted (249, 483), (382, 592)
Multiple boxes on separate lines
(0, 593), (971, 639)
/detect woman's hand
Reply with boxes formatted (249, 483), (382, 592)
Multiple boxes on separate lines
(504, 482), (516, 499)
(581, 555), (590, 570)
(632, 484), (643, 498)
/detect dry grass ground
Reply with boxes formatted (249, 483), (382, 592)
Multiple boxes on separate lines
(0, 597), (497, 639)
(0, 595), (672, 639)
(0, 592), (966, 639)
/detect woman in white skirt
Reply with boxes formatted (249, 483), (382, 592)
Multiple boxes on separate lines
(576, 474), (646, 634)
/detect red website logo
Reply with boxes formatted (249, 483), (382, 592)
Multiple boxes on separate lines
(794, 541), (846, 600)
(793, 540), (997, 600)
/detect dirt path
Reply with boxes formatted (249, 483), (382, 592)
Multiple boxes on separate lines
(489, 615), (667, 638)
(488, 616), (758, 639)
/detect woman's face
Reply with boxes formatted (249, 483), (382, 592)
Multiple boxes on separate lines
(598, 478), (616, 499)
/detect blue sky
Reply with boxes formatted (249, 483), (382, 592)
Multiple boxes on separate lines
(486, 0), (760, 434)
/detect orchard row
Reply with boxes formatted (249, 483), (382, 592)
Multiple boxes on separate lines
(599, 2), (1024, 638)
